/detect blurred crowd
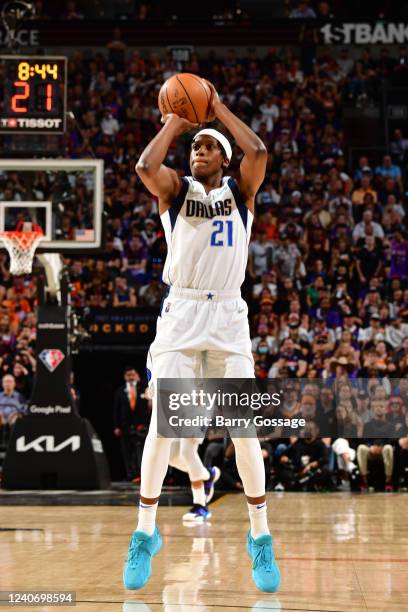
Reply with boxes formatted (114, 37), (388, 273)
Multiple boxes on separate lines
(204, 378), (408, 493)
(1, 41), (408, 488)
(31, 0), (246, 22)
(31, 0), (408, 21)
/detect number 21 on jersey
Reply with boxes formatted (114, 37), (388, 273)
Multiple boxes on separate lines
(210, 220), (233, 247)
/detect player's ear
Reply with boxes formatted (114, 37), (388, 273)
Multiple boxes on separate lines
(222, 158), (230, 169)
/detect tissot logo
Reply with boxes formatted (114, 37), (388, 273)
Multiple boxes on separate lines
(0, 118), (63, 129)
(16, 435), (81, 453)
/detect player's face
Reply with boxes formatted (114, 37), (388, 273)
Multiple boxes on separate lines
(190, 136), (226, 179)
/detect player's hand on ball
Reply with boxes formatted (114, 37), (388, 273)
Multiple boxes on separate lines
(202, 79), (221, 121)
(161, 113), (199, 134)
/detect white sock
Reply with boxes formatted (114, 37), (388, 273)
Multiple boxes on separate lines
(248, 501), (270, 539)
(192, 484), (206, 507)
(136, 501), (158, 536)
(347, 461), (357, 473)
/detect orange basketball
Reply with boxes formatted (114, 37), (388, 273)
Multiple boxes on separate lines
(158, 73), (211, 124)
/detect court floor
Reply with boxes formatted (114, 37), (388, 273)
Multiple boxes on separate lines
(0, 492), (407, 611)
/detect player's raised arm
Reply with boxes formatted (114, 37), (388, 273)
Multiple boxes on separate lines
(206, 81), (267, 211)
(135, 114), (198, 207)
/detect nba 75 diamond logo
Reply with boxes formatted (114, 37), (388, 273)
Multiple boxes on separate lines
(39, 349), (65, 372)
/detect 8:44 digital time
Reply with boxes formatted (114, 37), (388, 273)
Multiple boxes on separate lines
(18, 62), (59, 80)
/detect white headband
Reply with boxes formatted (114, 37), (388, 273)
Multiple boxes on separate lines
(193, 128), (232, 161)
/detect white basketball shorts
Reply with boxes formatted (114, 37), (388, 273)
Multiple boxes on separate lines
(146, 286), (254, 386)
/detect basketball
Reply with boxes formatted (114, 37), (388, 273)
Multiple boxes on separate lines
(158, 73), (211, 123)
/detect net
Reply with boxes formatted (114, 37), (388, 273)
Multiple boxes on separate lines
(0, 230), (44, 275)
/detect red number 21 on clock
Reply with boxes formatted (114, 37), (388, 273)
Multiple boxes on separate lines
(11, 81), (53, 113)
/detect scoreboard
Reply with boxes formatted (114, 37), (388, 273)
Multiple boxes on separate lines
(0, 55), (67, 134)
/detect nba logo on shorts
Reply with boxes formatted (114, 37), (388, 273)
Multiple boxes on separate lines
(39, 349), (65, 372)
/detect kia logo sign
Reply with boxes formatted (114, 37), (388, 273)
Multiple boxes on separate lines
(16, 435), (80, 452)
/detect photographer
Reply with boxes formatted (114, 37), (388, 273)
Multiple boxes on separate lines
(276, 422), (333, 491)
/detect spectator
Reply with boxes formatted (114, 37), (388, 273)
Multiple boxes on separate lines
(357, 399), (395, 492)
(139, 273), (166, 307)
(106, 27), (127, 70)
(352, 176), (378, 209)
(395, 337), (408, 376)
(356, 391), (372, 424)
(317, 387), (336, 432)
(397, 413), (408, 489)
(113, 367), (151, 482)
(63, 1), (84, 19)
(375, 154), (402, 186)
(289, 1), (317, 18)
(353, 210), (385, 242)
(316, 1), (334, 19)
(390, 229), (408, 283)
(259, 96), (279, 132)
(355, 235), (383, 286)
(252, 323), (277, 355)
(252, 271), (278, 300)
(122, 235), (148, 281)
(0, 374), (26, 426)
(12, 362), (32, 398)
(112, 277), (137, 307)
(385, 316), (408, 349)
(332, 438), (358, 490)
(278, 421), (332, 491)
(337, 48), (354, 78)
(272, 232), (302, 281)
(387, 396), (405, 434)
(101, 108), (120, 137)
(390, 128), (408, 164)
(269, 338), (308, 378)
(248, 229), (272, 278)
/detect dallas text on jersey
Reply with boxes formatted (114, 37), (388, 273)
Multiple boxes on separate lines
(186, 198), (232, 219)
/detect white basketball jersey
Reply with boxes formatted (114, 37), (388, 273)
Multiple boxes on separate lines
(161, 176), (253, 290)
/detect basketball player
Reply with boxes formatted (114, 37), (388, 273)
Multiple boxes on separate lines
(169, 440), (221, 521)
(123, 81), (281, 592)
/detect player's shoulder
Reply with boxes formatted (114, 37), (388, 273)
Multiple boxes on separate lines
(224, 176), (248, 207)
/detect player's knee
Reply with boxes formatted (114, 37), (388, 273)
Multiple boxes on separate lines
(179, 439), (199, 463)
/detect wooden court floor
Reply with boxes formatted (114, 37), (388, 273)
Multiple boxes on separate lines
(0, 492), (407, 612)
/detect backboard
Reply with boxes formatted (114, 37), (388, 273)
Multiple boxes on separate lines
(0, 159), (104, 252)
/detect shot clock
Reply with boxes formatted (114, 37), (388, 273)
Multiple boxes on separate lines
(0, 56), (67, 134)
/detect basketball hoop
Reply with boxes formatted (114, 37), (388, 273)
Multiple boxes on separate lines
(0, 230), (44, 275)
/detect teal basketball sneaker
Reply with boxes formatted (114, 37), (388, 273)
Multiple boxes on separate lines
(123, 528), (162, 590)
(247, 530), (281, 593)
